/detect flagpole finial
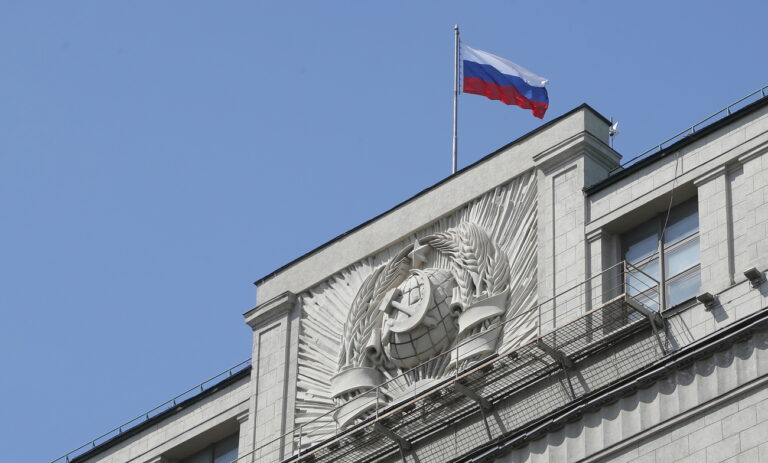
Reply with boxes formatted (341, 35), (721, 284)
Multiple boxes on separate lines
(454, 24), (459, 30)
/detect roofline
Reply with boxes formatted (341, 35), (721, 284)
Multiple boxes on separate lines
(69, 366), (251, 463)
(254, 103), (611, 286)
(462, 303), (768, 462)
(584, 94), (768, 195)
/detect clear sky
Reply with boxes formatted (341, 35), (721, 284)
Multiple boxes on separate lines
(1, 1), (766, 462)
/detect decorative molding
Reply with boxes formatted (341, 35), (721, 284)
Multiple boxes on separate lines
(692, 165), (727, 186)
(244, 291), (296, 329)
(292, 170), (539, 444)
(533, 133), (586, 173)
(533, 131), (619, 176)
(581, 345), (768, 463)
(737, 143), (767, 165)
(582, 133), (622, 170)
(235, 410), (249, 425)
(585, 227), (605, 243)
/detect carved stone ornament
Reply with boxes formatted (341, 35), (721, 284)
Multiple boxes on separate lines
(380, 269), (458, 369)
(453, 289), (509, 364)
(294, 171), (539, 443)
(328, 223), (516, 428)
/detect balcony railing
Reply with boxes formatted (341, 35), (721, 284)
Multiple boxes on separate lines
(52, 260), (665, 463)
(232, 261), (667, 463)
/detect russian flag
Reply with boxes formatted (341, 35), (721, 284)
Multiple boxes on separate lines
(461, 44), (549, 119)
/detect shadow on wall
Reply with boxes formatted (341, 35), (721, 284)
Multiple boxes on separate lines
(504, 329), (768, 463)
(666, 302), (731, 350)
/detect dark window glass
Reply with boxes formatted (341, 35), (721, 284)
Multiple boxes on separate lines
(213, 434), (239, 463)
(180, 434), (239, 463)
(181, 451), (212, 463)
(623, 220), (659, 264)
(664, 198), (699, 246)
(622, 198), (700, 310)
(626, 258), (659, 296)
(633, 289), (660, 313)
(666, 270), (701, 308)
(664, 237), (700, 277)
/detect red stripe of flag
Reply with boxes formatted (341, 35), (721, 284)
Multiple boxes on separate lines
(464, 76), (549, 119)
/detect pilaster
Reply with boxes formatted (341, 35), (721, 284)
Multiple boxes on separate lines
(235, 410), (250, 462)
(694, 166), (732, 292)
(243, 291), (297, 462)
(535, 122), (619, 331)
(734, 148), (768, 274)
(585, 228), (603, 313)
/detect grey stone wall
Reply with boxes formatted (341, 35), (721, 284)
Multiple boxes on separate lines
(242, 292), (298, 462)
(79, 375), (249, 463)
(695, 148), (768, 297)
(261, 106), (619, 453)
(255, 107), (615, 306)
(495, 327), (768, 463)
(71, 101), (768, 463)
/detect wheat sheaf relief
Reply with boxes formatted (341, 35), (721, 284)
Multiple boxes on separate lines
(294, 170), (537, 443)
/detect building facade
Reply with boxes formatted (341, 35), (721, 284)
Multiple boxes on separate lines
(63, 93), (768, 463)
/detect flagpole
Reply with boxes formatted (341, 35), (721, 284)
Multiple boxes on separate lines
(452, 24), (460, 174)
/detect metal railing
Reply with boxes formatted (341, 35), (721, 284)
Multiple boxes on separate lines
(610, 84), (768, 174)
(53, 260), (665, 463)
(228, 261), (662, 463)
(50, 358), (251, 463)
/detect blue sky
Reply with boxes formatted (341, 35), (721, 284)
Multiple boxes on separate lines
(1, 2), (766, 462)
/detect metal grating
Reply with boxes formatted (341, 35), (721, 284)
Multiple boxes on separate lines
(286, 292), (664, 463)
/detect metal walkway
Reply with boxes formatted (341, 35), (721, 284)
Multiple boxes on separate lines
(278, 264), (666, 463)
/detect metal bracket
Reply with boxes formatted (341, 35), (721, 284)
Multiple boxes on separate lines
(561, 366), (578, 401)
(625, 297), (667, 354)
(374, 422), (411, 451)
(454, 382), (493, 411)
(536, 339), (574, 368)
(537, 339), (577, 399)
(625, 297), (664, 329)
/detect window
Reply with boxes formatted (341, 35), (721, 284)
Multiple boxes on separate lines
(180, 434), (239, 463)
(622, 198), (700, 310)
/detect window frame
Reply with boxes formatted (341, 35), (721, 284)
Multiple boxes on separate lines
(622, 198), (700, 311)
(178, 433), (239, 463)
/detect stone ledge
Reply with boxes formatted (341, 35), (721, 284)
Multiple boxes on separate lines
(254, 106), (613, 304)
(693, 165), (727, 186)
(244, 291), (296, 329)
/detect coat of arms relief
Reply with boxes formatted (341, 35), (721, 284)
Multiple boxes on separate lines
(295, 170), (538, 443)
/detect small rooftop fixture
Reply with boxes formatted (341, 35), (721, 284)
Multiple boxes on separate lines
(696, 292), (717, 310)
(744, 267), (766, 288)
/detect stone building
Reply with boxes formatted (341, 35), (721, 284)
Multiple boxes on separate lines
(60, 90), (768, 463)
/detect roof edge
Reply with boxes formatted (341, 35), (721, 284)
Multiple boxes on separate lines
(69, 366), (251, 463)
(461, 303), (768, 462)
(255, 103), (609, 286)
(584, 94), (768, 195)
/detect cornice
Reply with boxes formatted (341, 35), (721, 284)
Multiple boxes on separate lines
(693, 165), (727, 186)
(244, 291), (296, 329)
(585, 227), (605, 243)
(737, 143), (768, 165)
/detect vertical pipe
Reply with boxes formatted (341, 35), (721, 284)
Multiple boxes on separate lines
(452, 24), (460, 175)
(538, 302), (542, 338)
(298, 426), (302, 456)
(455, 343), (459, 379)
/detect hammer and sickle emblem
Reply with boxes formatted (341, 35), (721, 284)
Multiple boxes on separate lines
(379, 270), (439, 341)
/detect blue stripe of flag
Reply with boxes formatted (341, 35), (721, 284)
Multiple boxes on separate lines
(463, 60), (549, 103)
